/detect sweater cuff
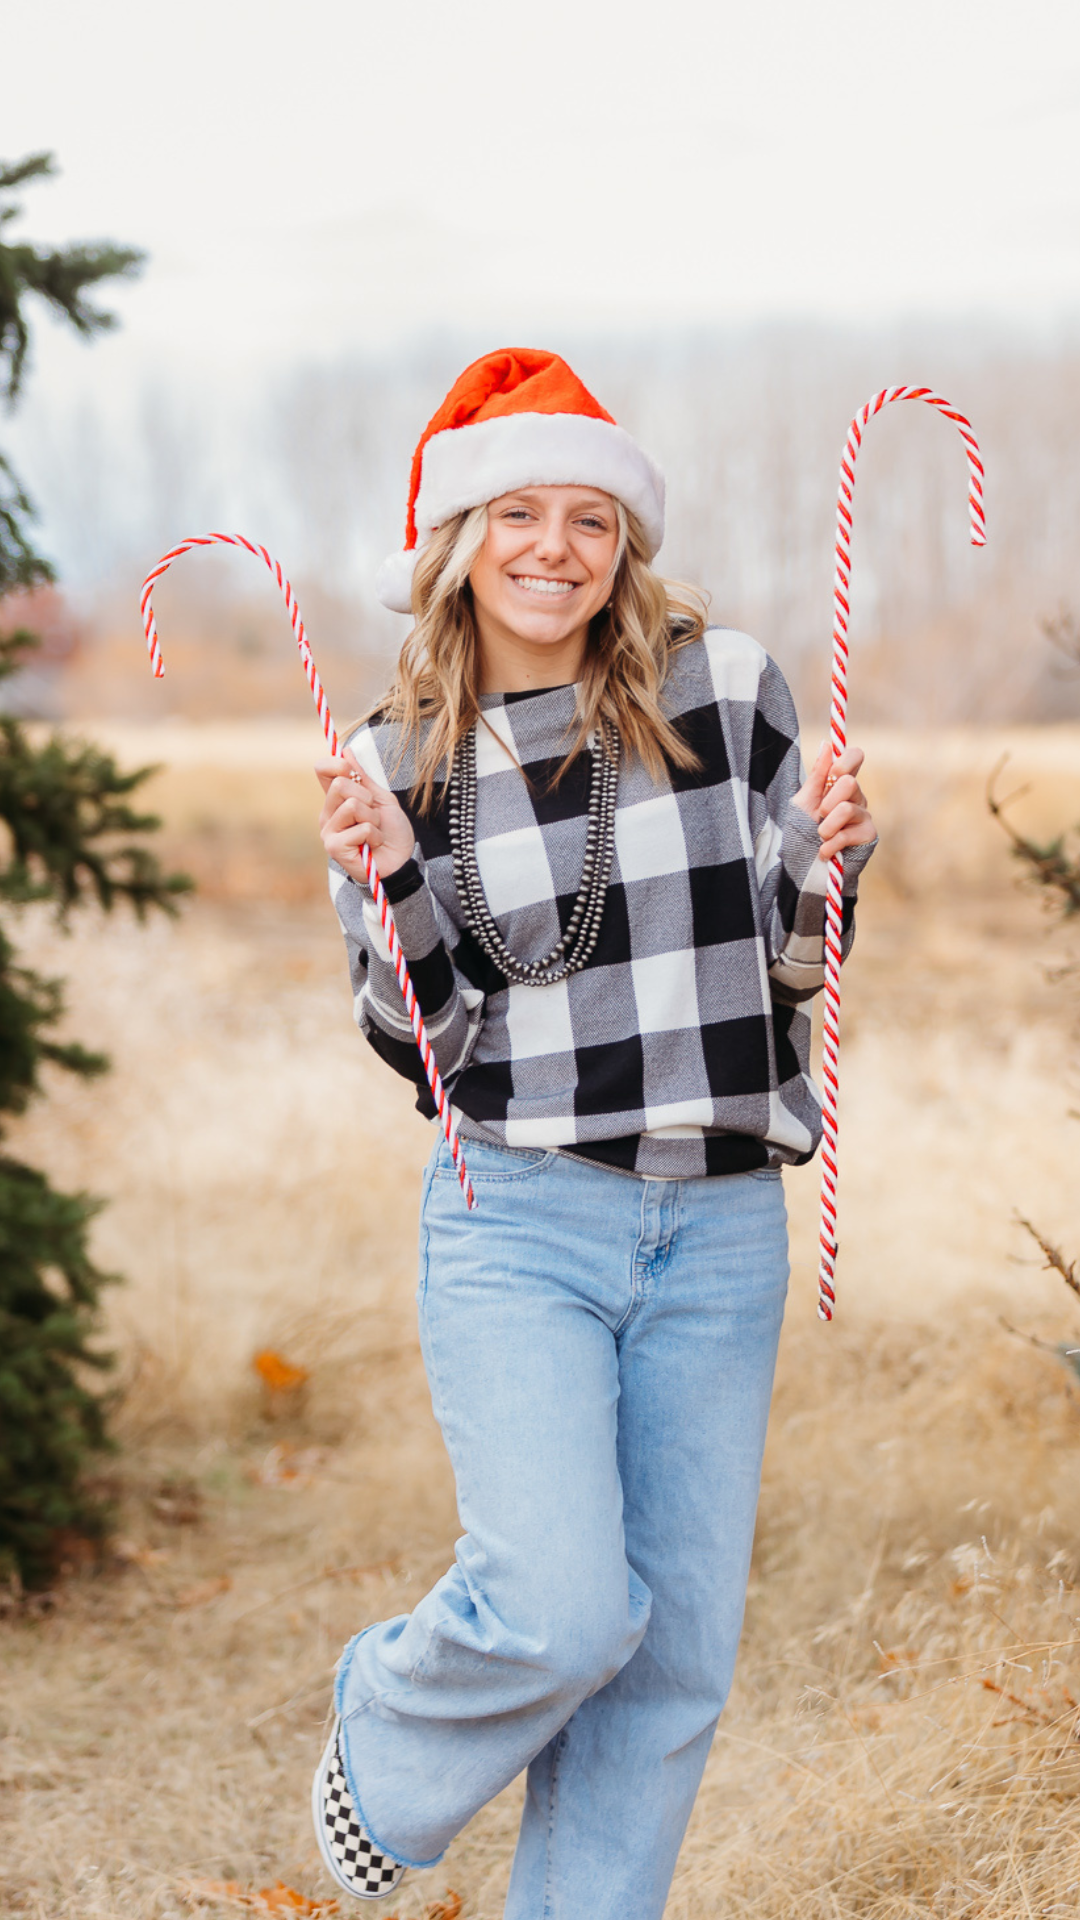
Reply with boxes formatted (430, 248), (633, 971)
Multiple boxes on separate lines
(839, 835), (877, 895)
(377, 857), (424, 905)
(362, 861), (446, 970)
(781, 805), (877, 898)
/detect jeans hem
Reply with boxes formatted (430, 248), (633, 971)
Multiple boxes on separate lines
(334, 1629), (449, 1871)
(333, 1624), (374, 1713)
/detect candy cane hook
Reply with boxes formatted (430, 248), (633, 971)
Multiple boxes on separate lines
(140, 532), (476, 1210)
(818, 389), (985, 1321)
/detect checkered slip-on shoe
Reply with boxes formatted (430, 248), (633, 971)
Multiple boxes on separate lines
(311, 1717), (407, 1901)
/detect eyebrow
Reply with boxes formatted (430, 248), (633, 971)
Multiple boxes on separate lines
(500, 490), (614, 512)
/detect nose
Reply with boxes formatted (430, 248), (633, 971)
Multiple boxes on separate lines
(532, 512), (571, 565)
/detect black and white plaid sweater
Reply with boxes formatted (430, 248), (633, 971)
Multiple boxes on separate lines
(330, 628), (875, 1177)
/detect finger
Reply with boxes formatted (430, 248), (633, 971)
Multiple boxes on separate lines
(325, 820), (383, 862)
(328, 795), (381, 836)
(812, 771), (860, 819)
(343, 748), (396, 806)
(326, 774), (380, 815)
(817, 798), (865, 843)
(819, 833), (872, 862)
(333, 820), (382, 849)
(315, 756), (362, 795)
(800, 738), (833, 809)
(315, 754), (386, 812)
(818, 816), (876, 861)
(322, 801), (375, 848)
(319, 777), (356, 829)
(818, 745), (866, 802)
(315, 787), (343, 833)
(819, 780), (867, 820)
(328, 846), (374, 882)
(828, 745), (865, 779)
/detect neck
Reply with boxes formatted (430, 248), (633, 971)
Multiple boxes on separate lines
(475, 614), (590, 695)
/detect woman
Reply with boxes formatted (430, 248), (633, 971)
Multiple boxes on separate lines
(312, 348), (876, 1914)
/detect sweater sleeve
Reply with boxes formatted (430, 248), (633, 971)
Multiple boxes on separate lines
(329, 854), (484, 1111)
(748, 655), (877, 1005)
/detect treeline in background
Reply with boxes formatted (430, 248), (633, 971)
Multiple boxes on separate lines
(7, 319), (1080, 728)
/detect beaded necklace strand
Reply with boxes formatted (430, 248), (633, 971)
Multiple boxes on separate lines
(448, 719), (620, 988)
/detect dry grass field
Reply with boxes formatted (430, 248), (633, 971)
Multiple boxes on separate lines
(2, 720), (1080, 1918)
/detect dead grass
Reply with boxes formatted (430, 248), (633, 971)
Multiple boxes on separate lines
(1, 722), (1080, 1917)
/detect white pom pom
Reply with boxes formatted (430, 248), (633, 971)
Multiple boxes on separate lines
(375, 548), (419, 614)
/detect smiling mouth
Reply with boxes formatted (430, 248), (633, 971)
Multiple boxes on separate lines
(509, 575), (580, 598)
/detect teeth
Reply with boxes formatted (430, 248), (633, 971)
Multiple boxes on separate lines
(512, 576), (577, 596)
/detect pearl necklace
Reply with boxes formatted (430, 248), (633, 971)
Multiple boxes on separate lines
(448, 719), (620, 988)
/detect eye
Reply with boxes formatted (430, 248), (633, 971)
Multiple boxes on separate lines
(501, 507), (534, 521)
(577, 515), (610, 532)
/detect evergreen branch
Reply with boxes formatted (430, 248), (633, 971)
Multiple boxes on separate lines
(0, 152), (156, 1589)
(0, 150), (144, 403)
(0, 456), (53, 594)
(0, 154), (56, 198)
(1, 240), (145, 399)
(986, 756), (1080, 916)
(0, 625), (41, 682)
(0, 717), (193, 920)
(0, 1154), (119, 1588)
(0, 932), (109, 1116)
(39, 1039), (110, 1079)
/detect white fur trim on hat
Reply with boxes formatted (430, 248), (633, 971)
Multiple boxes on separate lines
(417, 414), (665, 552)
(376, 411), (666, 613)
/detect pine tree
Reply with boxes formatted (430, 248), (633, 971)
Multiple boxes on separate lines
(0, 153), (190, 1589)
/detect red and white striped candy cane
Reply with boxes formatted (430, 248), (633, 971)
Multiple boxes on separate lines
(140, 532), (476, 1210)
(818, 389), (985, 1321)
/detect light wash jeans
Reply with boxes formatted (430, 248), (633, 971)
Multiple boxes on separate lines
(334, 1137), (789, 1919)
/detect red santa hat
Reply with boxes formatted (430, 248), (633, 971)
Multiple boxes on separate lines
(375, 347), (666, 613)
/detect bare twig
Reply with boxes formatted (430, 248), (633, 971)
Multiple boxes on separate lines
(246, 1672), (334, 1729)
(987, 757), (1080, 915)
(980, 1676), (1054, 1724)
(1042, 608), (1080, 672)
(1014, 1215), (1080, 1301)
(230, 1557), (402, 1626)
(998, 1315), (1068, 1358)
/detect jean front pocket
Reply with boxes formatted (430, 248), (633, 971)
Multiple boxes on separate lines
(748, 1166), (783, 1182)
(432, 1137), (555, 1184)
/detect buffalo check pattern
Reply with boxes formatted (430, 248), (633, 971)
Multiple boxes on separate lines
(330, 629), (875, 1177)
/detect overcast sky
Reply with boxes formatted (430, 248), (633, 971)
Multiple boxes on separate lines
(6, 0), (1080, 403)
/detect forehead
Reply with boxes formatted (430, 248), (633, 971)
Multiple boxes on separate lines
(489, 485), (615, 512)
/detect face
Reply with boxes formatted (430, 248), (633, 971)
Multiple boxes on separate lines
(467, 486), (620, 680)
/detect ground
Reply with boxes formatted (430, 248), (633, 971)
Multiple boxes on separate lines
(1, 722), (1080, 1918)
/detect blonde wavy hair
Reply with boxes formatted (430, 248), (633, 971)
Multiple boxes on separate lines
(373, 500), (709, 815)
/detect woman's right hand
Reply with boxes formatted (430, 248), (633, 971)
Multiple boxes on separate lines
(315, 750), (416, 882)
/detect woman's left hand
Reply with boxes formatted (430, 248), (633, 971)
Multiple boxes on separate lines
(793, 741), (877, 862)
